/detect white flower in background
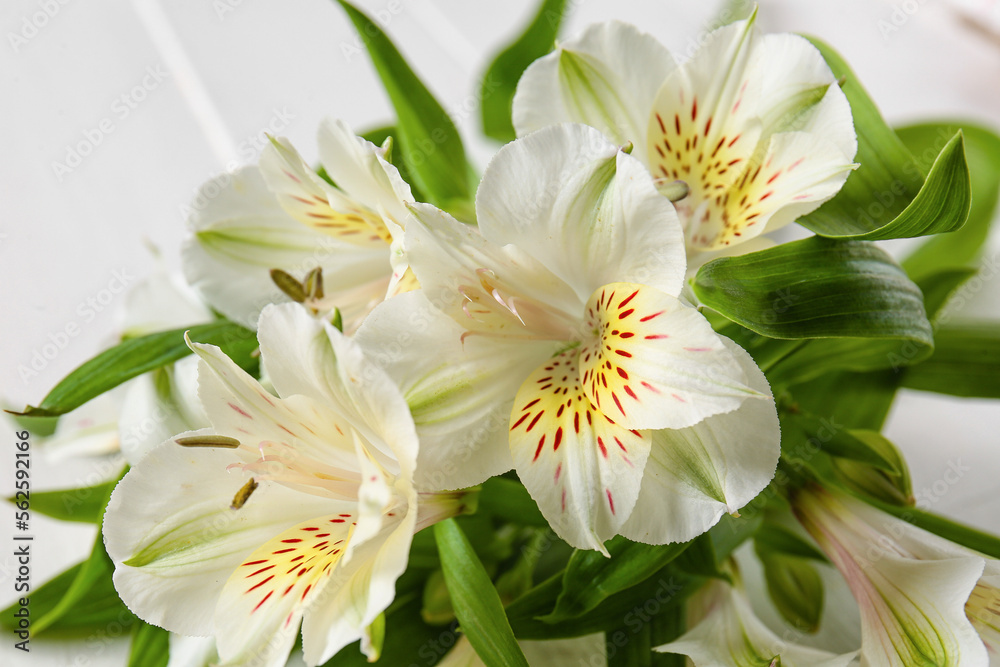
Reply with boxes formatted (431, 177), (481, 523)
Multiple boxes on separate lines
(657, 579), (857, 667)
(37, 269), (213, 466)
(182, 118), (415, 332)
(356, 124), (779, 553)
(104, 304), (470, 667)
(512, 12), (856, 263)
(439, 633), (607, 667)
(793, 485), (999, 666)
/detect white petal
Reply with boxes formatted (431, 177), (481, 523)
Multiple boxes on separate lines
(299, 509), (417, 664)
(192, 338), (363, 484)
(166, 634), (218, 667)
(118, 356), (208, 464)
(255, 303), (419, 479)
(404, 202), (583, 340)
(354, 290), (556, 490)
(259, 135), (389, 247)
(119, 269), (212, 338)
(795, 489), (990, 667)
(316, 117), (413, 226)
(580, 283), (763, 431)
(510, 349), (651, 553)
(656, 582), (857, 667)
(104, 434), (336, 637)
(212, 512), (359, 667)
(477, 124), (687, 301)
(181, 166), (389, 330)
(752, 33), (856, 159)
(621, 339), (778, 544)
(513, 20), (676, 147)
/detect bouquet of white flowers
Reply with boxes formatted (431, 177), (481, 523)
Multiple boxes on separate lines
(7, 2), (1000, 666)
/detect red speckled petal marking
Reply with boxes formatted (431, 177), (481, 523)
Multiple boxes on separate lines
(508, 349), (650, 552)
(218, 513), (356, 642)
(580, 282), (759, 431)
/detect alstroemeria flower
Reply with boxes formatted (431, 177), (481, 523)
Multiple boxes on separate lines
(356, 123), (779, 552)
(793, 485), (998, 666)
(512, 13), (856, 263)
(104, 303), (469, 667)
(182, 118), (414, 332)
(657, 579), (857, 666)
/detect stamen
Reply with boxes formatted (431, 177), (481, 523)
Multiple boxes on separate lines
(231, 477), (258, 509)
(175, 435), (241, 449)
(655, 179), (690, 202)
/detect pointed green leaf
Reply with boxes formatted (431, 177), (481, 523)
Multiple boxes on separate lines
(336, 1), (472, 215)
(758, 551), (824, 632)
(785, 413), (899, 474)
(7, 475), (123, 524)
(13, 321), (257, 418)
(480, 0), (567, 142)
(128, 621), (170, 667)
(435, 519), (529, 667)
(753, 522), (827, 563)
(544, 537), (689, 622)
(0, 560), (135, 637)
(797, 38), (922, 233)
(901, 122), (1000, 282)
(694, 236), (933, 344)
(35, 469), (125, 634)
(901, 323), (1000, 398)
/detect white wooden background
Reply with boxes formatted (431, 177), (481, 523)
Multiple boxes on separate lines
(1, 0), (999, 664)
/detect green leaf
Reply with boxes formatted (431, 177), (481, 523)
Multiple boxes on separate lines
(798, 38), (923, 234)
(35, 469), (126, 634)
(508, 569), (700, 640)
(694, 236), (933, 344)
(13, 321), (257, 418)
(804, 130), (971, 241)
(0, 561), (135, 637)
(901, 324), (1000, 398)
(336, 1), (472, 216)
(754, 521), (827, 563)
(128, 621), (170, 667)
(434, 519), (529, 667)
(768, 264), (977, 387)
(8, 476), (122, 524)
(901, 122), (1000, 282)
(758, 551), (824, 632)
(784, 413), (899, 474)
(544, 537), (689, 622)
(479, 0), (567, 142)
(476, 477), (548, 527)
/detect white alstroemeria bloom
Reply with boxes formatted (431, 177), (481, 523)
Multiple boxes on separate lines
(439, 633), (607, 666)
(182, 118), (414, 332)
(657, 579), (857, 667)
(356, 124), (779, 553)
(793, 486), (998, 666)
(104, 303), (469, 667)
(512, 14), (856, 264)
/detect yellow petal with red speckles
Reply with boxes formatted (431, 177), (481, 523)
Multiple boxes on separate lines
(579, 282), (763, 431)
(509, 349), (650, 553)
